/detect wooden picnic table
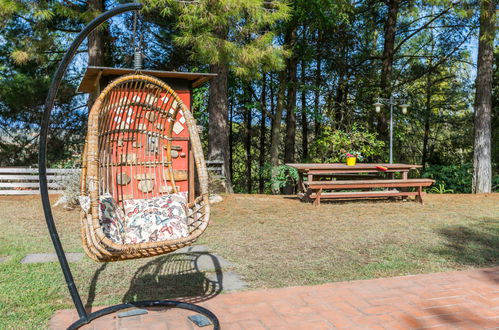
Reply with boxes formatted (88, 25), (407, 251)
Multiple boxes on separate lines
(287, 163), (421, 189)
(286, 163), (431, 205)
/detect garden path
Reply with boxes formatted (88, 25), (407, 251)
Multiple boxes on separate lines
(50, 266), (499, 329)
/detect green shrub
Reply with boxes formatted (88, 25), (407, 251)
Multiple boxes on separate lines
(261, 164), (299, 193)
(423, 164), (473, 193)
(493, 175), (499, 192)
(428, 183), (454, 194)
(309, 124), (384, 163)
(424, 164), (499, 193)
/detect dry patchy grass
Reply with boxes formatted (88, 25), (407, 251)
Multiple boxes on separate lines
(0, 194), (498, 329)
(202, 194), (499, 287)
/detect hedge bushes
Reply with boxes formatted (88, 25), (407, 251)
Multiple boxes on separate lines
(423, 164), (498, 193)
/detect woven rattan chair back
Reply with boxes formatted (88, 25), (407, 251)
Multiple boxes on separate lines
(80, 74), (210, 262)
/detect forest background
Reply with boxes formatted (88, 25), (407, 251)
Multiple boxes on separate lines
(0, 0), (497, 194)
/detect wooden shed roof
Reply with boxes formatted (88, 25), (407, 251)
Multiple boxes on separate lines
(77, 66), (216, 93)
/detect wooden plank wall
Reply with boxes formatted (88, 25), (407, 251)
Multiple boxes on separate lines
(205, 160), (224, 177)
(0, 168), (80, 195)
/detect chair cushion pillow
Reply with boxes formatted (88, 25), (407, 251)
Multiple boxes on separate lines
(122, 193), (189, 244)
(79, 194), (125, 244)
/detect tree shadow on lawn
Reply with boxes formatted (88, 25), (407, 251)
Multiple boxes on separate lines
(407, 219), (499, 329)
(85, 252), (223, 312)
(433, 217), (499, 281)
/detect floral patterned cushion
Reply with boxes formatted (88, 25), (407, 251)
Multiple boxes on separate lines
(79, 194), (125, 244)
(122, 193), (189, 244)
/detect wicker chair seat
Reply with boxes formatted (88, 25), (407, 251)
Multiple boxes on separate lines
(80, 192), (191, 245)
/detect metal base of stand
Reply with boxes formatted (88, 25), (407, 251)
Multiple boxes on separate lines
(69, 300), (220, 330)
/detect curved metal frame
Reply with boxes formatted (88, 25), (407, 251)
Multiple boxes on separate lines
(38, 3), (219, 329)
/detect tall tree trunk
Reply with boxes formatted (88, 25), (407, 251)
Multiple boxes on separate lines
(284, 27), (298, 164)
(314, 30), (322, 138)
(422, 72), (432, 172)
(334, 28), (348, 130)
(88, 0), (105, 67)
(208, 63), (233, 192)
(87, 0), (105, 107)
(422, 41), (435, 172)
(472, 0), (495, 193)
(269, 72), (275, 152)
(270, 73), (275, 117)
(259, 73), (267, 194)
(229, 96), (234, 184)
(244, 82), (252, 193)
(270, 70), (287, 194)
(334, 80), (346, 130)
(301, 60), (308, 161)
(378, 0), (399, 140)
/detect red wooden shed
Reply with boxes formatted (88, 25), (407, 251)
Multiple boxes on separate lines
(78, 67), (215, 203)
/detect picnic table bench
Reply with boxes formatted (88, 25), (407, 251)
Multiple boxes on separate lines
(286, 163), (434, 206)
(304, 178), (434, 206)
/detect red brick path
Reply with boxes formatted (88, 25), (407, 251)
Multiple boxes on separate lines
(51, 267), (499, 329)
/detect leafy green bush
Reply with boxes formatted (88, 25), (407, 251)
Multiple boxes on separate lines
(493, 175), (499, 192)
(424, 164), (499, 193)
(309, 124), (384, 163)
(428, 183), (454, 194)
(261, 164), (299, 193)
(423, 164), (473, 193)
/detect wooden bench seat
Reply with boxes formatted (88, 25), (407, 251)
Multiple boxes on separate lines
(310, 173), (381, 178)
(304, 179), (434, 206)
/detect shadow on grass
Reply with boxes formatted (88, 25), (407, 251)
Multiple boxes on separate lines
(398, 218), (499, 328)
(85, 263), (108, 311)
(434, 218), (499, 268)
(83, 252), (223, 314)
(284, 195), (416, 205)
(122, 252), (223, 304)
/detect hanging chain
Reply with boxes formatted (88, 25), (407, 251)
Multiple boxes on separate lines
(132, 11), (142, 70)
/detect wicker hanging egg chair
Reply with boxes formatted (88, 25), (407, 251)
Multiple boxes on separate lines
(79, 74), (210, 262)
(39, 5), (220, 328)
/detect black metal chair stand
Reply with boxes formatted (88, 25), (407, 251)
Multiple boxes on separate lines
(67, 301), (218, 330)
(38, 3), (220, 329)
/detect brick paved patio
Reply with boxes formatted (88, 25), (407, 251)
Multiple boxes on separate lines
(50, 267), (499, 329)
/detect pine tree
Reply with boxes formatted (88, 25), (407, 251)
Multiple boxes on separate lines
(145, 0), (289, 191)
(472, 0), (495, 193)
(0, 1), (98, 165)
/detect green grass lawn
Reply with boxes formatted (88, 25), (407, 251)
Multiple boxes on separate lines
(0, 194), (498, 329)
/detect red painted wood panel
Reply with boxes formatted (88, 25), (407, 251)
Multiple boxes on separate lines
(100, 88), (191, 203)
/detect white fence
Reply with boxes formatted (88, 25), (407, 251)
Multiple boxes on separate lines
(1, 162), (221, 195)
(0, 168), (80, 195)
